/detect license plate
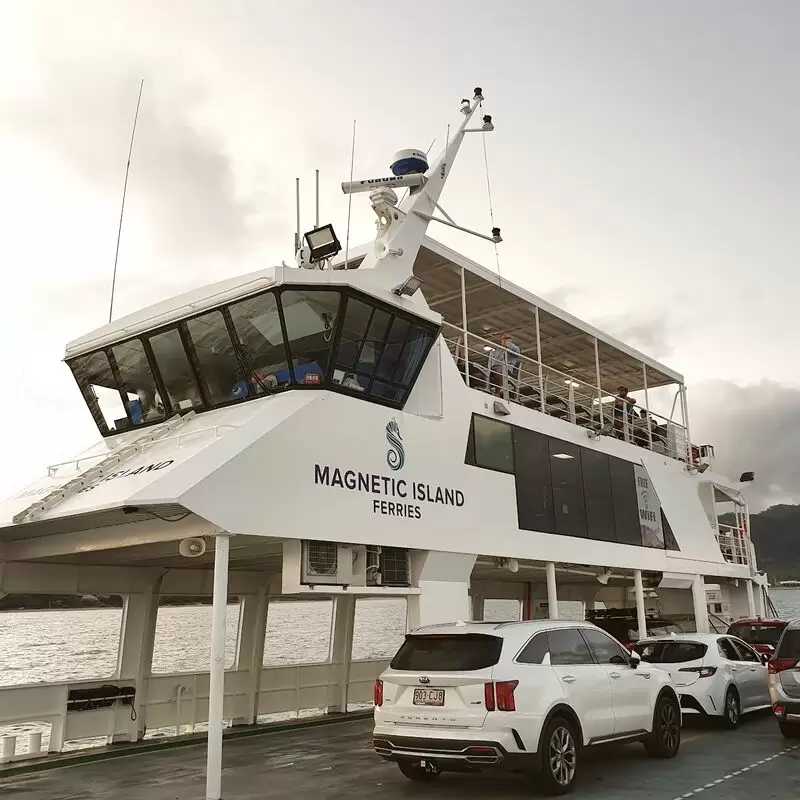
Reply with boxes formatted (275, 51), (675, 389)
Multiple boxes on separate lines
(413, 688), (445, 706)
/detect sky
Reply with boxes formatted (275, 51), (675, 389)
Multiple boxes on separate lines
(0, 0), (798, 510)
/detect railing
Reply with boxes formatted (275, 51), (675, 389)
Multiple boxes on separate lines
(443, 323), (690, 463)
(0, 658), (387, 762)
(716, 523), (749, 566)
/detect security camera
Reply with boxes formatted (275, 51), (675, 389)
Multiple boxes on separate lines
(179, 538), (207, 558)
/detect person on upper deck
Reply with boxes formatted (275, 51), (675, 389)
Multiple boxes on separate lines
(613, 386), (636, 437)
(488, 332), (520, 394)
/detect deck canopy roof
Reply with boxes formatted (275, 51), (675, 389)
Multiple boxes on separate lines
(410, 238), (682, 392)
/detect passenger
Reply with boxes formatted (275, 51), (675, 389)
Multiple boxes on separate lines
(488, 333), (520, 394)
(613, 386), (636, 438)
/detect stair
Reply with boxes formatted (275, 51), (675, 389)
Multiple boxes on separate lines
(13, 412), (196, 525)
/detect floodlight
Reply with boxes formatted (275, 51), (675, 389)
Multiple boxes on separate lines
(393, 275), (423, 297)
(304, 224), (341, 262)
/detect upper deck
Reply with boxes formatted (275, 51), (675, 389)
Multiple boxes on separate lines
(62, 234), (692, 468)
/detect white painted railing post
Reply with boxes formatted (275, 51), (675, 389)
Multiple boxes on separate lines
(330, 595), (356, 713)
(691, 574), (709, 633)
(232, 588), (269, 726)
(546, 562), (559, 620)
(114, 576), (161, 743)
(634, 570), (647, 640)
(206, 533), (230, 800)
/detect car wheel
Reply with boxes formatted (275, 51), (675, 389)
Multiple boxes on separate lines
(779, 721), (800, 740)
(644, 694), (681, 758)
(536, 716), (578, 795)
(722, 687), (740, 730)
(397, 759), (440, 782)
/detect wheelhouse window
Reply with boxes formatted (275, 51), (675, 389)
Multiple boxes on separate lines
(228, 291), (290, 394)
(280, 289), (341, 384)
(184, 310), (244, 406)
(148, 328), (203, 412)
(111, 339), (165, 427)
(68, 285), (439, 437)
(330, 295), (436, 404)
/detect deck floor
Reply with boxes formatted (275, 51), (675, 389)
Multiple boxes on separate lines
(2, 712), (799, 799)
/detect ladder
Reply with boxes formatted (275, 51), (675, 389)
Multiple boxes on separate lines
(13, 411), (196, 525)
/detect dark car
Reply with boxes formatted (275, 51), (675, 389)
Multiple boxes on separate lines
(727, 618), (791, 656)
(587, 608), (682, 648)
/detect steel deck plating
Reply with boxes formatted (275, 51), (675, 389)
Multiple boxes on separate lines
(1, 713), (798, 800)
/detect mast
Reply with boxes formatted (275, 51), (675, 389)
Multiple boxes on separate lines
(342, 88), (497, 290)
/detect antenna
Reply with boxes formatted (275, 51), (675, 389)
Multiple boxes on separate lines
(294, 177), (301, 254)
(108, 78), (144, 324)
(343, 119), (357, 270)
(315, 169), (320, 227)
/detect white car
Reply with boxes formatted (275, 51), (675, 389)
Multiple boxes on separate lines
(633, 633), (771, 728)
(373, 620), (681, 795)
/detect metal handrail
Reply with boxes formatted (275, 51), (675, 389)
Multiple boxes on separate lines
(443, 323), (689, 462)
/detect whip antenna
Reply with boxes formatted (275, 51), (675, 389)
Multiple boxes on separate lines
(108, 78), (144, 324)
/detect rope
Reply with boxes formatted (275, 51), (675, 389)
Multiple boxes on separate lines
(480, 104), (502, 287)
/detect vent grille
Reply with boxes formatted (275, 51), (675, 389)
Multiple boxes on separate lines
(306, 542), (339, 575)
(381, 547), (410, 586)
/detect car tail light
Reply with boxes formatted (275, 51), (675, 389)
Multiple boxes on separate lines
(774, 704), (785, 716)
(484, 680), (518, 711)
(374, 679), (383, 707)
(769, 658), (798, 674)
(679, 666), (717, 678)
(495, 680), (518, 711)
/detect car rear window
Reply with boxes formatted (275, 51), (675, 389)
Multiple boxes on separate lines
(390, 634), (503, 671)
(634, 641), (707, 663)
(729, 623), (785, 647)
(776, 630), (800, 659)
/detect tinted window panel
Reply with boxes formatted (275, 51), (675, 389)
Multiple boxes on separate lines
(517, 632), (549, 664)
(334, 298), (374, 370)
(513, 427), (554, 532)
(581, 449), (616, 542)
(390, 634), (502, 671)
(730, 639), (760, 662)
(634, 641), (707, 663)
(580, 628), (629, 664)
(185, 311), (244, 405)
(394, 326), (432, 384)
(547, 629), (594, 665)
(729, 623), (784, 647)
(281, 289), (341, 382)
(70, 351), (128, 434)
(662, 509), (680, 551)
(148, 329), (204, 412)
(228, 292), (290, 391)
(473, 415), (514, 473)
(717, 638), (739, 661)
(549, 441), (587, 537)
(376, 318), (410, 380)
(777, 630), (800, 659)
(111, 339), (165, 425)
(609, 456), (641, 545)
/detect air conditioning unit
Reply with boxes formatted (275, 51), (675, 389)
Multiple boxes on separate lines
(381, 546), (411, 587)
(366, 546), (382, 586)
(301, 541), (365, 586)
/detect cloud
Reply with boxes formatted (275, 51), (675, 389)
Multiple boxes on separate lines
(690, 379), (800, 511)
(6, 59), (264, 262)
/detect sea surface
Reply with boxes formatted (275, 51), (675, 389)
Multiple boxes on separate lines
(1, 590), (798, 751)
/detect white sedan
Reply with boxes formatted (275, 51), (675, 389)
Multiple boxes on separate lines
(633, 633), (771, 728)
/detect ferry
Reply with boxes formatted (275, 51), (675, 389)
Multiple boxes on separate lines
(0, 89), (773, 798)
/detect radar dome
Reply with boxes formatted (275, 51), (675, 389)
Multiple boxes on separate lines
(390, 149), (428, 176)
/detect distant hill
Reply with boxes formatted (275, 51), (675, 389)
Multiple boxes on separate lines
(747, 504), (800, 580)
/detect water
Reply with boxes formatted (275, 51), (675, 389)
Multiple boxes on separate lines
(1, 591), (798, 751)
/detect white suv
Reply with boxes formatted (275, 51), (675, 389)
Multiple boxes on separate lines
(373, 619), (681, 794)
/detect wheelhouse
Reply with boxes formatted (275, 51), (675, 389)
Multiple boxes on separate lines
(67, 283), (439, 437)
